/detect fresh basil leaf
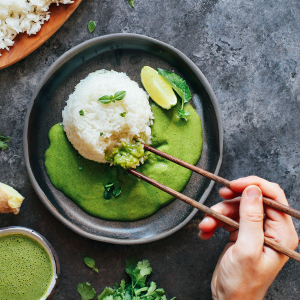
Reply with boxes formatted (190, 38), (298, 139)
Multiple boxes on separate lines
(120, 112), (127, 117)
(114, 91), (126, 101)
(157, 68), (191, 103)
(100, 132), (104, 136)
(88, 21), (96, 33)
(128, 0), (134, 8)
(177, 107), (191, 121)
(113, 187), (121, 198)
(77, 282), (96, 300)
(79, 110), (84, 116)
(99, 95), (112, 104)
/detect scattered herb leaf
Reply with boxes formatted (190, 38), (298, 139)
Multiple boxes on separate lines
(79, 166), (83, 171)
(0, 133), (10, 150)
(104, 183), (121, 200)
(88, 21), (96, 33)
(84, 255), (99, 273)
(120, 112), (127, 117)
(98, 91), (126, 104)
(177, 107), (191, 121)
(77, 282), (96, 300)
(112, 187), (121, 198)
(100, 132), (104, 136)
(79, 110), (84, 116)
(128, 0), (134, 8)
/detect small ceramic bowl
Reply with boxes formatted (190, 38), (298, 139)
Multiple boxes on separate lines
(0, 226), (60, 299)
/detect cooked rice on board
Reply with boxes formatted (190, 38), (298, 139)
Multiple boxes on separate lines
(0, 0), (73, 54)
(62, 70), (154, 164)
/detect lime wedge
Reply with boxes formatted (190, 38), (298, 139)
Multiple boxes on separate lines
(141, 66), (177, 109)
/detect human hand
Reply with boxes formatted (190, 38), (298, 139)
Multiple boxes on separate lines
(198, 176), (299, 300)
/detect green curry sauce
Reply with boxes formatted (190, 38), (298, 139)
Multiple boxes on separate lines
(0, 234), (53, 300)
(45, 104), (203, 221)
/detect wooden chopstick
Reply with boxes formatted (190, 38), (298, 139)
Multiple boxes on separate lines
(128, 168), (300, 263)
(143, 144), (300, 221)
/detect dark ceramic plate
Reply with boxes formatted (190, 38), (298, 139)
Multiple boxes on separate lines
(24, 34), (223, 244)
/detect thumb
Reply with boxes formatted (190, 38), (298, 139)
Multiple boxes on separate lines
(236, 185), (264, 256)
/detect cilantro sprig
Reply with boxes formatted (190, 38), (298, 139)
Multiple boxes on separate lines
(84, 255), (99, 273)
(0, 133), (10, 150)
(77, 282), (97, 300)
(98, 91), (126, 104)
(157, 68), (192, 121)
(104, 183), (121, 200)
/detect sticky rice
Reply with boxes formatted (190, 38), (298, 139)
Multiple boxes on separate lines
(62, 70), (154, 164)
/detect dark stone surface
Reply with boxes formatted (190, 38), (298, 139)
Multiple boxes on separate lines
(0, 0), (300, 299)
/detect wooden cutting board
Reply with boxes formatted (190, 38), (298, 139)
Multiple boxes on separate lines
(0, 0), (82, 70)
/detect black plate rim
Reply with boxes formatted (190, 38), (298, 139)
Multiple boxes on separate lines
(23, 33), (223, 244)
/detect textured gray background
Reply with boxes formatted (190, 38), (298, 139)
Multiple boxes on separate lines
(1, 0), (300, 299)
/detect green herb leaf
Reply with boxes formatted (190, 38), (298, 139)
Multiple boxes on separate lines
(88, 21), (96, 33)
(113, 187), (121, 198)
(84, 255), (99, 273)
(0, 133), (10, 150)
(105, 183), (114, 189)
(177, 107), (191, 121)
(104, 189), (112, 200)
(157, 68), (192, 104)
(99, 95), (112, 104)
(77, 282), (96, 300)
(79, 110), (84, 116)
(114, 91), (126, 101)
(97, 287), (115, 300)
(128, 0), (134, 8)
(100, 132), (104, 136)
(120, 112), (127, 117)
(79, 166), (83, 171)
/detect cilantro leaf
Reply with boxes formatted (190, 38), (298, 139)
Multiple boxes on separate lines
(177, 107), (191, 121)
(88, 21), (96, 33)
(0, 133), (10, 150)
(128, 0), (134, 8)
(157, 68), (191, 104)
(125, 257), (138, 277)
(84, 255), (99, 273)
(98, 287), (115, 300)
(77, 282), (96, 300)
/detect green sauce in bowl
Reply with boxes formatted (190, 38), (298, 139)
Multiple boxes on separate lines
(0, 233), (54, 300)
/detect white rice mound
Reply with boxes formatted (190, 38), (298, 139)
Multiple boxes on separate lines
(0, 0), (73, 53)
(62, 70), (154, 164)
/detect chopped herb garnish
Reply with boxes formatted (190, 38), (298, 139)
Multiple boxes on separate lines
(98, 91), (126, 104)
(104, 183), (121, 200)
(100, 132), (103, 136)
(120, 112), (127, 117)
(79, 166), (83, 170)
(128, 0), (134, 8)
(88, 21), (96, 33)
(79, 110), (84, 116)
(84, 255), (99, 273)
(77, 282), (96, 300)
(0, 133), (10, 150)
(157, 68), (192, 121)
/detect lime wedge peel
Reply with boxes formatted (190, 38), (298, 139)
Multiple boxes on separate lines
(141, 66), (177, 109)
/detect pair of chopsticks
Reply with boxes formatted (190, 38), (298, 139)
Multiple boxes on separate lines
(128, 144), (300, 263)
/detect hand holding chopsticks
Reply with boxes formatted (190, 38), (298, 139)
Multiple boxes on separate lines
(128, 144), (300, 263)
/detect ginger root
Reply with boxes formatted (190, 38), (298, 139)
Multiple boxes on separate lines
(0, 183), (24, 215)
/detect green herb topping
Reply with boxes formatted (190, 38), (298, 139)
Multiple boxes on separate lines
(157, 68), (192, 121)
(77, 282), (96, 300)
(104, 183), (122, 200)
(79, 110), (84, 116)
(128, 0), (134, 8)
(88, 21), (96, 33)
(84, 255), (99, 273)
(100, 132), (104, 136)
(0, 133), (10, 150)
(120, 112), (127, 117)
(98, 91), (126, 104)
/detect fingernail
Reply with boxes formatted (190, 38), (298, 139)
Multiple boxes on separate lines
(200, 217), (209, 224)
(246, 186), (262, 199)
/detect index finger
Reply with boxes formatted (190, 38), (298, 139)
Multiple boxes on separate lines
(230, 176), (288, 206)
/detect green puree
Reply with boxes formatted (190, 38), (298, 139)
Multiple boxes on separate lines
(0, 234), (53, 300)
(45, 104), (203, 221)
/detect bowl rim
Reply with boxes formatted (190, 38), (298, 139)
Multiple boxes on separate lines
(0, 226), (60, 299)
(23, 33), (223, 244)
